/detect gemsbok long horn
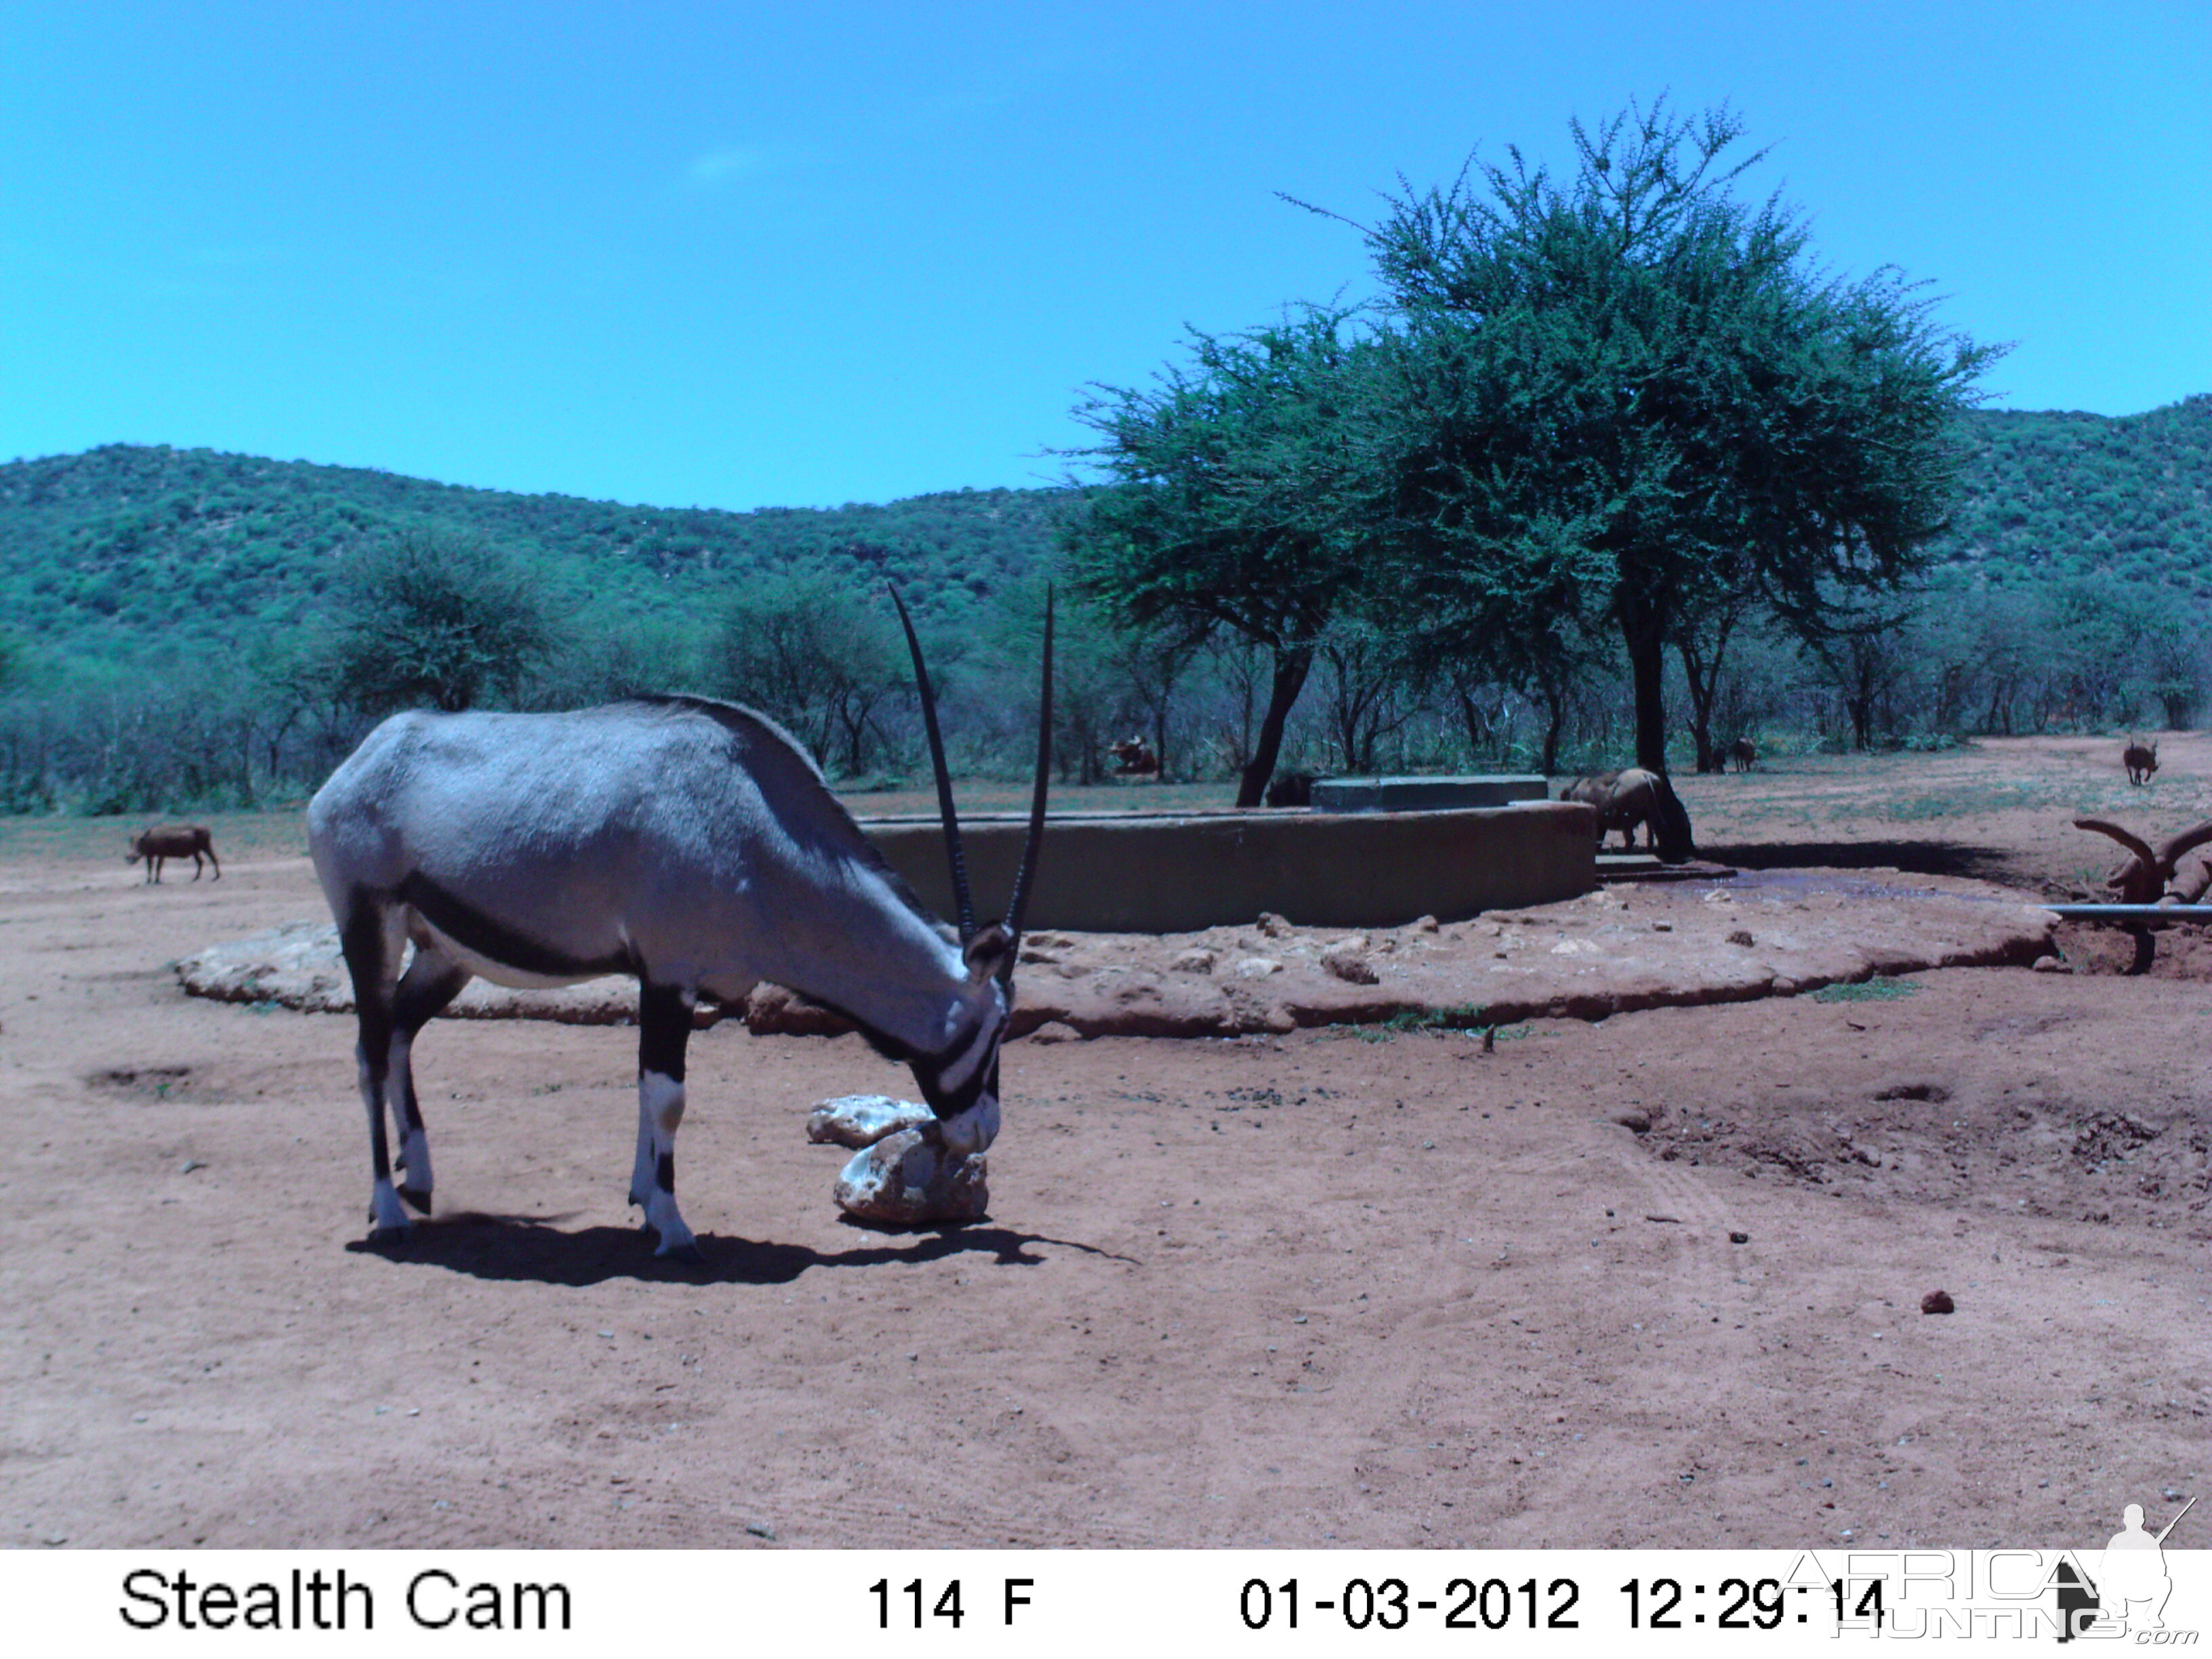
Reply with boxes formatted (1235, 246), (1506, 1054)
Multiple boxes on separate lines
(1002, 586), (1054, 971)
(890, 583), (977, 940)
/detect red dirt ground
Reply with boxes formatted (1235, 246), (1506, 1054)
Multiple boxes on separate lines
(3, 734), (2207, 1551)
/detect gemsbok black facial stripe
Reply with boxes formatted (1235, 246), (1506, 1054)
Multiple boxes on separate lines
(934, 1017), (998, 1097)
(397, 871), (635, 980)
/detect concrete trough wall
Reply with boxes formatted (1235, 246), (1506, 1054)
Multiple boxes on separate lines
(861, 801), (1597, 934)
(1309, 774), (1551, 812)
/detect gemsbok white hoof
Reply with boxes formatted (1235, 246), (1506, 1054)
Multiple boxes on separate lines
(367, 1180), (413, 1241)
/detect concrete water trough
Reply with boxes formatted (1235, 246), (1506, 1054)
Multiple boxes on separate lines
(858, 800), (1596, 934)
(1307, 774), (1551, 812)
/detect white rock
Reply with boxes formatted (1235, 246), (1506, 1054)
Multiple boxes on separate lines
(1233, 957), (1283, 979)
(806, 1094), (935, 1148)
(834, 1127), (988, 1224)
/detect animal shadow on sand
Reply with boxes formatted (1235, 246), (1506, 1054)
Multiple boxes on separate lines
(1703, 838), (2029, 889)
(344, 1211), (1127, 1286)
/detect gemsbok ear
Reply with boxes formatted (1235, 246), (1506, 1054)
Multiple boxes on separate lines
(961, 922), (1017, 983)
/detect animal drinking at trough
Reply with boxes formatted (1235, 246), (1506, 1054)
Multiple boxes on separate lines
(2124, 739), (2158, 786)
(306, 590), (1052, 1256)
(1560, 769), (1662, 851)
(128, 823), (220, 883)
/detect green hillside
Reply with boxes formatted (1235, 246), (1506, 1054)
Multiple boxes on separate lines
(0, 444), (1078, 670)
(1, 394), (2206, 672)
(1934, 395), (2212, 596)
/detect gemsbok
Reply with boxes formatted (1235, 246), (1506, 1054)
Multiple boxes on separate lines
(306, 588), (1051, 1257)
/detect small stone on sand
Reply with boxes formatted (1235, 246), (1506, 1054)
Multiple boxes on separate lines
(1320, 945), (1378, 985)
(1920, 1289), (1955, 1315)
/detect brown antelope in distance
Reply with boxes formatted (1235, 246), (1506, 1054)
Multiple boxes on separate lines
(1728, 737), (1758, 773)
(2123, 738), (2158, 786)
(128, 824), (220, 883)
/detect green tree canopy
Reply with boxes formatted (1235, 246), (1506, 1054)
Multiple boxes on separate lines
(1353, 98), (2001, 851)
(329, 533), (554, 714)
(1063, 306), (1387, 805)
(708, 570), (905, 777)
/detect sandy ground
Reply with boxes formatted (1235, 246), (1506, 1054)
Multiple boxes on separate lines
(3, 735), (2208, 1551)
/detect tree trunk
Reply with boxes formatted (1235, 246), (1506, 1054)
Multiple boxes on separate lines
(1235, 648), (1313, 808)
(1677, 639), (1718, 772)
(1622, 609), (1670, 776)
(1454, 688), (1488, 761)
(1619, 597), (1696, 860)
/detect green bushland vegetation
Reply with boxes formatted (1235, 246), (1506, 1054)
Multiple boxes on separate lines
(1, 101), (2206, 820)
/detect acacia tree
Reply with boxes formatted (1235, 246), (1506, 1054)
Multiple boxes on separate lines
(710, 571), (904, 776)
(329, 532), (553, 714)
(1348, 98), (1999, 854)
(1063, 307), (1386, 806)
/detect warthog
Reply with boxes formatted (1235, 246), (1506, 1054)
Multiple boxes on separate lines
(1561, 768), (1662, 850)
(1106, 736), (1160, 779)
(1265, 769), (1316, 808)
(1729, 737), (1758, 773)
(128, 823), (220, 883)
(2123, 739), (2158, 786)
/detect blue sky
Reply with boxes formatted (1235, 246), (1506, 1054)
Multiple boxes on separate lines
(5, 1), (2206, 512)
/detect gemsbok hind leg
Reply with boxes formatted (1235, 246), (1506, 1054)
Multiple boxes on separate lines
(630, 981), (703, 1263)
(386, 939), (471, 1214)
(337, 895), (413, 1239)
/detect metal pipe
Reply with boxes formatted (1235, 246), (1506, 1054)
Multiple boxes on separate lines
(2044, 905), (2212, 920)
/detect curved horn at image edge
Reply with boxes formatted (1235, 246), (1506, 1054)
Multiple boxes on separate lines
(889, 583), (976, 940)
(1004, 585), (1054, 954)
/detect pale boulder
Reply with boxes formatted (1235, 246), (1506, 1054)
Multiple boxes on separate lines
(809, 1094), (988, 1224)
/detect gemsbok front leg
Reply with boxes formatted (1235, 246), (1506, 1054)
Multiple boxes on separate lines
(386, 940), (472, 1214)
(631, 981), (703, 1262)
(337, 895), (414, 1240)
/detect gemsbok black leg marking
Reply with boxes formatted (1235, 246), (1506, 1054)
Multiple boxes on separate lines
(337, 893), (413, 1240)
(387, 945), (471, 1214)
(632, 981), (701, 1262)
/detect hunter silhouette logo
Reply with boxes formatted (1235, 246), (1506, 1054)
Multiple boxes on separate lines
(2062, 1494), (2196, 1641)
